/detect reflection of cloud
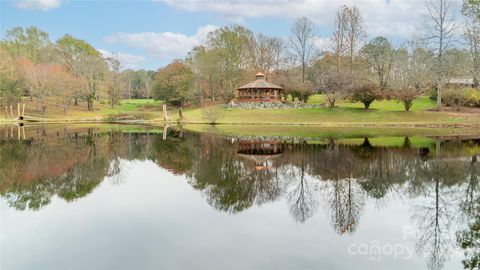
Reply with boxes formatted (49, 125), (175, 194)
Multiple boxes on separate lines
(16, 0), (62, 11)
(104, 25), (218, 62)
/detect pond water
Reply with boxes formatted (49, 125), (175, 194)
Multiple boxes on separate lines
(0, 125), (479, 270)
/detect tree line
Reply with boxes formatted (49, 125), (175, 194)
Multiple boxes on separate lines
(157, 0), (480, 110)
(0, 29), (155, 115)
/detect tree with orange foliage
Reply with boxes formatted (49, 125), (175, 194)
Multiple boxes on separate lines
(48, 65), (84, 114)
(17, 58), (54, 115)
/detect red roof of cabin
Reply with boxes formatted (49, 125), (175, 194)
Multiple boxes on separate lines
(238, 72), (283, 90)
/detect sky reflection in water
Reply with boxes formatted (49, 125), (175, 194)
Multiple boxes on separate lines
(0, 125), (479, 270)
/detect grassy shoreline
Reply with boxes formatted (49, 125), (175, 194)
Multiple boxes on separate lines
(4, 123), (480, 144)
(3, 96), (480, 128)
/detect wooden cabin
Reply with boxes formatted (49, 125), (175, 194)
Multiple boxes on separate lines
(237, 72), (283, 102)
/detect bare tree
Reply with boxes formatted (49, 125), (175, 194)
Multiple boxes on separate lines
(345, 6), (367, 73)
(18, 59), (52, 115)
(289, 17), (317, 83)
(252, 34), (285, 73)
(140, 70), (154, 99)
(391, 41), (434, 111)
(424, 0), (458, 107)
(79, 55), (107, 111)
(318, 69), (352, 107)
(361, 36), (395, 89)
(330, 5), (349, 73)
(105, 53), (123, 108)
(464, 23), (480, 89)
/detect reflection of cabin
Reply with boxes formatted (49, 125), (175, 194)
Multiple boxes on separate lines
(237, 140), (283, 170)
(237, 72), (283, 102)
(447, 78), (477, 88)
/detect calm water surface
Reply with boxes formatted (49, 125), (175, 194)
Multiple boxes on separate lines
(0, 125), (479, 270)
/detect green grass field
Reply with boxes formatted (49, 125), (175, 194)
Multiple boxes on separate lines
(308, 95), (436, 111)
(179, 95), (479, 126)
(4, 95), (480, 128)
(4, 98), (165, 121)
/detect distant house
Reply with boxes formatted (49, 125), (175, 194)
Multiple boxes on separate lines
(237, 72), (283, 103)
(447, 78), (477, 88)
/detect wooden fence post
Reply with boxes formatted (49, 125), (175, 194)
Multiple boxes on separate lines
(17, 103), (20, 119)
(163, 104), (168, 122)
(9, 105), (13, 120)
(22, 104), (25, 118)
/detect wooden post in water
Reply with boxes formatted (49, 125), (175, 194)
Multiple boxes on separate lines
(22, 104), (25, 119)
(22, 125), (26, 140)
(9, 105), (13, 120)
(162, 124), (168, 141)
(17, 126), (20, 140)
(17, 103), (20, 119)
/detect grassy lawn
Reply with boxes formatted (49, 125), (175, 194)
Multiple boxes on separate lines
(4, 95), (480, 128)
(305, 94), (436, 111)
(100, 99), (163, 116)
(180, 95), (480, 126)
(3, 98), (165, 121)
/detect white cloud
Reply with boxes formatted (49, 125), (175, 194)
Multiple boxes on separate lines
(16, 0), (62, 11)
(98, 49), (146, 70)
(163, 0), (462, 39)
(104, 25), (218, 62)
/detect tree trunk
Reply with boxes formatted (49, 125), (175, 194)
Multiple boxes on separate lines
(87, 97), (94, 111)
(437, 85), (442, 107)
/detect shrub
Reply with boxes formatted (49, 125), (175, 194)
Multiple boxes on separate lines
(463, 89), (480, 107)
(441, 87), (480, 108)
(443, 89), (467, 107)
(443, 90), (465, 107)
(392, 86), (422, 112)
(201, 106), (225, 124)
(319, 70), (352, 108)
(350, 82), (382, 109)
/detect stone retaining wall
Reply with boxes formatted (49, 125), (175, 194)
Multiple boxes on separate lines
(225, 102), (324, 109)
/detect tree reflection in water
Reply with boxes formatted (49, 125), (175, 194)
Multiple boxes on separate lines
(1, 125), (480, 269)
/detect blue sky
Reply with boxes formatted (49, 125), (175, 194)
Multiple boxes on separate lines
(0, 0), (464, 70)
